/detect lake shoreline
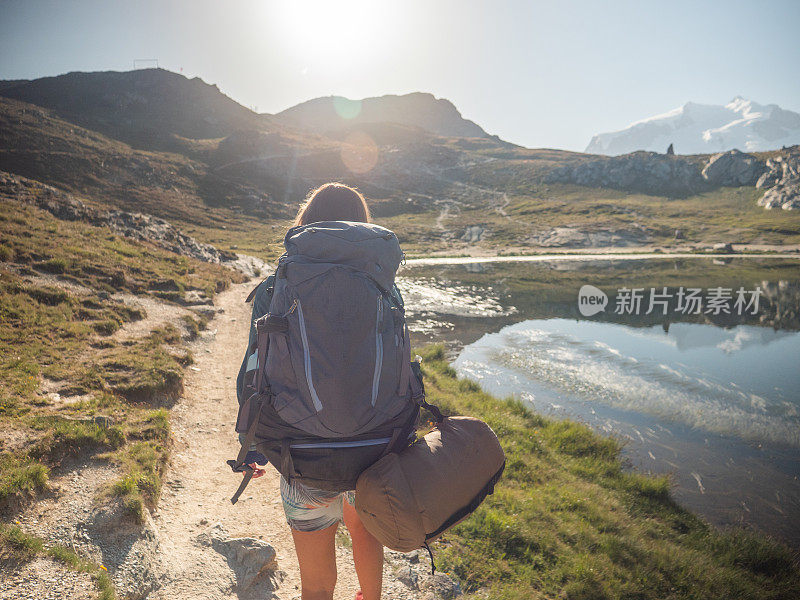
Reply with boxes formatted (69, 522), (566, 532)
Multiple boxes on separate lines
(404, 242), (800, 262)
(416, 345), (800, 599)
(406, 250), (800, 266)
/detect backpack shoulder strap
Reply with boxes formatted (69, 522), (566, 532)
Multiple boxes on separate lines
(390, 282), (405, 309)
(246, 273), (275, 304)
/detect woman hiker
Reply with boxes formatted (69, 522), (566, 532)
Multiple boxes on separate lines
(238, 183), (390, 600)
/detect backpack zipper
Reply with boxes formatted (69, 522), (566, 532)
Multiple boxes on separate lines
(295, 299), (323, 412)
(371, 294), (384, 406)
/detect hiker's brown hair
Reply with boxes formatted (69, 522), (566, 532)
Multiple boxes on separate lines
(294, 183), (371, 226)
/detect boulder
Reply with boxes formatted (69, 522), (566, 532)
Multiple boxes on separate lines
(460, 225), (484, 243)
(425, 572), (463, 599)
(196, 523), (280, 590)
(756, 167), (780, 189)
(712, 242), (735, 253)
(701, 149), (766, 186)
(756, 149), (800, 210)
(396, 563), (419, 589)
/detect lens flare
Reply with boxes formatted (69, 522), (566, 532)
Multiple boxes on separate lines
(333, 97), (362, 120)
(341, 131), (378, 174)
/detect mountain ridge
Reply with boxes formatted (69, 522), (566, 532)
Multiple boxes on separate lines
(0, 69), (513, 150)
(274, 91), (501, 141)
(0, 68), (267, 151)
(586, 97), (800, 156)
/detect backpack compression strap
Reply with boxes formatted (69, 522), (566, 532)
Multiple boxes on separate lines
(410, 360), (445, 423)
(228, 313), (289, 504)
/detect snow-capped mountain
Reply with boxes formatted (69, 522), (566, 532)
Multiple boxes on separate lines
(585, 97), (800, 156)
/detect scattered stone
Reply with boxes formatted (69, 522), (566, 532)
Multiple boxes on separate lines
(674, 229), (684, 240)
(0, 171), (265, 273)
(224, 253), (273, 279)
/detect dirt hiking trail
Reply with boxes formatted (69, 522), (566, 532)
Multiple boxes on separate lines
(147, 280), (453, 600)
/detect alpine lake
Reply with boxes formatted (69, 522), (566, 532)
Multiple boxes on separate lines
(397, 254), (800, 548)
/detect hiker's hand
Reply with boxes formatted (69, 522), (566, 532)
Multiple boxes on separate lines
(248, 463), (266, 479)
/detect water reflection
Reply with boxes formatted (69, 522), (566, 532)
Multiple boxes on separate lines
(398, 257), (800, 548)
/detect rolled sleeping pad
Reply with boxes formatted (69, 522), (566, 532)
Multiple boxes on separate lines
(354, 416), (505, 552)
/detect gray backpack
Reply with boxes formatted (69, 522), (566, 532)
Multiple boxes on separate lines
(228, 221), (432, 503)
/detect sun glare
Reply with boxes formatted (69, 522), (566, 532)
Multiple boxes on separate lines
(272, 0), (388, 71)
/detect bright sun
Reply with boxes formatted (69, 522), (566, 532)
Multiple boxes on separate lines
(272, 0), (389, 71)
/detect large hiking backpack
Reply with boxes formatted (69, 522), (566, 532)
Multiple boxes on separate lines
(228, 221), (430, 503)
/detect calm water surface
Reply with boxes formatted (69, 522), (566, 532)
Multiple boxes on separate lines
(399, 256), (800, 547)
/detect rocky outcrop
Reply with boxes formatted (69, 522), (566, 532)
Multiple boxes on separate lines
(546, 145), (800, 212)
(544, 151), (706, 196)
(1, 170), (237, 263)
(701, 149), (766, 186)
(756, 149), (800, 210)
(530, 224), (653, 248)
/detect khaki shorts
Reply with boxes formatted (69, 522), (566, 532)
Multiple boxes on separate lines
(280, 476), (356, 532)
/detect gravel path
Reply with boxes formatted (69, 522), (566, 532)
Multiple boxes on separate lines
(146, 280), (446, 600)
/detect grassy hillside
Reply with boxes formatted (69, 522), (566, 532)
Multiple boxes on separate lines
(416, 345), (800, 600)
(0, 192), (244, 519)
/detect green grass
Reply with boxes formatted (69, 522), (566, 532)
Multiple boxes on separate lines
(0, 523), (116, 599)
(0, 197), (239, 521)
(0, 453), (49, 512)
(416, 345), (800, 600)
(103, 408), (171, 522)
(29, 416), (126, 459)
(96, 325), (190, 402)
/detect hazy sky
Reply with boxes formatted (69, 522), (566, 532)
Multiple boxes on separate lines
(1, 0), (798, 151)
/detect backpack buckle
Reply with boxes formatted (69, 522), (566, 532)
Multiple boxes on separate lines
(255, 313), (289, 334)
